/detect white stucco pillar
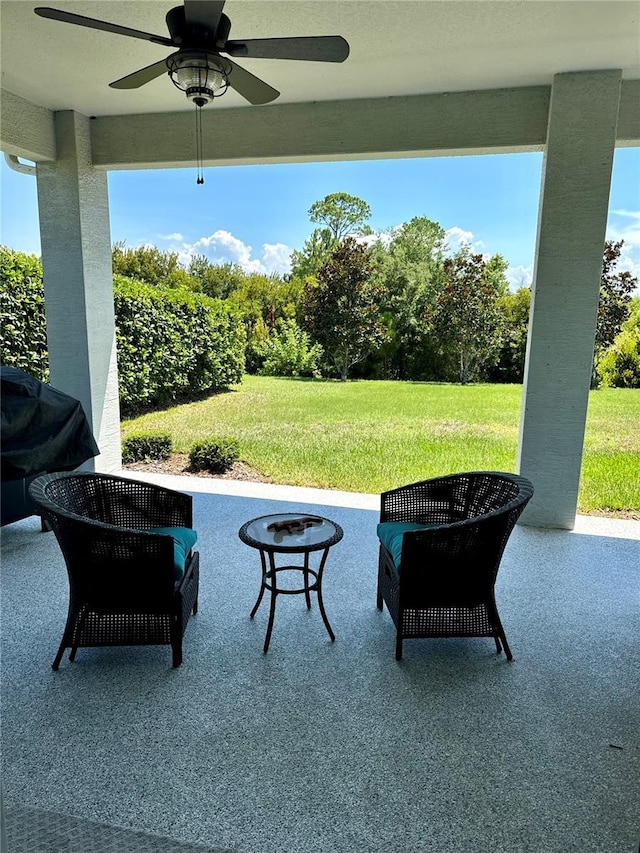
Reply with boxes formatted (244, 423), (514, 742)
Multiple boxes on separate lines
(517, 71), (622, 529)
(36, 110), (121, 472)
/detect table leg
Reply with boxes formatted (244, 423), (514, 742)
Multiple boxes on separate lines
(303, 551), (312, 610)
(263, 551), (278, 654)
(250, 549), (268, 619)
(316, 546), (335, 642)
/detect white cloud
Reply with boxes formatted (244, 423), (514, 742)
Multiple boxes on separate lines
(192, 230), (263, 272)
(608, 209), (640, 247)
(607, 209), (640, 286)
(159, 232), (184, 242)
(444, 226), (484, 255)
(261, 243), (292, 275)
(505, 264), (534, 290)
(158, 229), (293, 276)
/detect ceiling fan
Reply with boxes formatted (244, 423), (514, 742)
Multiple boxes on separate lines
(34, 1), (350, 106)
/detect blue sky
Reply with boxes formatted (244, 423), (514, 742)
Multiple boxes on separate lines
(1, 147), (639, 289)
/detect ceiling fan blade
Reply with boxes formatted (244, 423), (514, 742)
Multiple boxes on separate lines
(226, 59), (279, 105)
(34, 7), (174, 47)
(109, 60), (169, 90)
(184, 1), (226, 33)
(225, 35), (350, 63)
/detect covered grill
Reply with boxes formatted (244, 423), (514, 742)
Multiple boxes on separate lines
(1, 366), (100, 525)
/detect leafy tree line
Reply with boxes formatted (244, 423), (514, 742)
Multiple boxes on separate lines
(2, 191), (638, 409)
(110, 205), (516, 384)
(286, 194), (638, 385)
(114, 193), (640, 385)
(110, 193), (636, 387)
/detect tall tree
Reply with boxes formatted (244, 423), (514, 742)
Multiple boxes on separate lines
(289, 228), (336, 282)
(290, 192), (372, 281)
(595, 240), (637, 352)
(431, 250), (507, 384)
(302, 238), (387, 380)
(590, 239), (637, 387)
(187, 257), (245, 300)
(370, 216), (446, 379)
(308, 192), (372, 242)
(488, 286), (531, 383)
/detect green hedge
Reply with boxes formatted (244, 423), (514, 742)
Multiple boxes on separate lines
(114, 275), (245, 413)
(0, 247), (245, 412)
(0, 246), (49, 381)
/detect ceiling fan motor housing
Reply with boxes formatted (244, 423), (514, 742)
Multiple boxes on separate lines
(165, 6), (231, 48)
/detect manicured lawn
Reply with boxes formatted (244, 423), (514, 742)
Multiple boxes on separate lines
(122, 375), (640, 514)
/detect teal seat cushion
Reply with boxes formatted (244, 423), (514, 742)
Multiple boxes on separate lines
(143, 526), (198, 580)
(376, 522), (440, 569)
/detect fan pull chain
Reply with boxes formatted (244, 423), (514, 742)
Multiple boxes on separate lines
(195, 104), (204, 185)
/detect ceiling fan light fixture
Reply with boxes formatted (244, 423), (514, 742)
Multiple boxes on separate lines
(167, 50), (229, 106)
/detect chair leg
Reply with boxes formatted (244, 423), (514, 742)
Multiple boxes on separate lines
(376, 587), (383, 610)
(52, 641), (66, 671)
(52, 607), (79, 670)
(395, 632), (403, 661)
(500, 631), (513, 661)
(487, 599), (513, 661)
(170, 614), (183, 667)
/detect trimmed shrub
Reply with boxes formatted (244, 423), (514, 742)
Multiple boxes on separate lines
(189, 438), (239, 474)
(122, 433), (173, 463)
(0, 246), (49, 381)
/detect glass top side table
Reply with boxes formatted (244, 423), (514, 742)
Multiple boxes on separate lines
(238, 513), (343, 653)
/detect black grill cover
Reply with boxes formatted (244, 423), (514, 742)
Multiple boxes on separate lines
(1, 366), (100, 481)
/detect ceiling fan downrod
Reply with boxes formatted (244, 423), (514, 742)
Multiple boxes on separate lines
(195, 102), (204, 185)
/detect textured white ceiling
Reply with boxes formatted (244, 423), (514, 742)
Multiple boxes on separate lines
(1, 1), (639, 116)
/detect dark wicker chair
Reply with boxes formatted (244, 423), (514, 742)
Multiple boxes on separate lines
(376, 471), (533, 661)
(29, 471), (200, 669)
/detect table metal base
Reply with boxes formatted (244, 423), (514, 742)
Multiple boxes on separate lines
(250, 547), (335, 653)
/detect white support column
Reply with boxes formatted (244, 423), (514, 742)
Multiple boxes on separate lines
(36, 111), (121, 472)
(517, 71), (622, 528)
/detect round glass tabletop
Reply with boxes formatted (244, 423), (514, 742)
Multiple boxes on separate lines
(239, 513), (343, 553)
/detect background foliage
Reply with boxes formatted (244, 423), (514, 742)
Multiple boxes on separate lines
(596, 299), (640, 388)
(2, 191), (639, 410)
(0, 246), (49, 381)
(0, 248), (245, 413)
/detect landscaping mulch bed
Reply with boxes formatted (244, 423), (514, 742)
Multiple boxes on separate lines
(124, 452), (272, 483)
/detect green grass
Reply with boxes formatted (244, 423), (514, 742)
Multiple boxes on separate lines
(122, 375), (640, 514)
